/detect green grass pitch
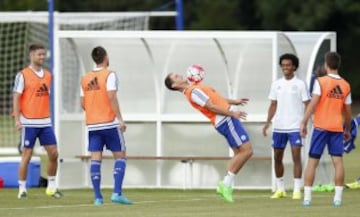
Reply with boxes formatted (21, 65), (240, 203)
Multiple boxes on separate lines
(1, 187), (360, 217)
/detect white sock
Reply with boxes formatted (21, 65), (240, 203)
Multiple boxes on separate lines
(47, 176), (57, 191)
(304, 186), (312, 201)
(276, 177), (285, 192)
(293, 178), (302, 193)
(334, 186), (343, 202)
(223, 171), (235, 187)
(18, 180), (27, 192)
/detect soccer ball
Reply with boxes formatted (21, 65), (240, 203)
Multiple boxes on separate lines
(186, 64), (205, 83)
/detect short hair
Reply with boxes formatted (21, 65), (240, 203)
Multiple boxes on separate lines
(279, 53), (299, 70)
(325, 52), (341, 70)
(91, 46), (107, 64)
(164, 74), (176, 91)
(29, 43), (45, 53)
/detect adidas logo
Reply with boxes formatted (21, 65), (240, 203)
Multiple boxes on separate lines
(327, 85), (344, 99)
(85, 77), (100, 91)
(35, 83), (49, 97)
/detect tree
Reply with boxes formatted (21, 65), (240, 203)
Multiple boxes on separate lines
(254, 0), (360, 98)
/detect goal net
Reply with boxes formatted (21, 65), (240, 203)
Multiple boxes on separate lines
(0, 11), (176, 153)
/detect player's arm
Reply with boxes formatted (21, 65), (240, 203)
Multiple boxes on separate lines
(191, 88), (246, 119)
(301, 80), (311, 110)
(263, 82), (278, 136)
(12, 72), (23, 130)
(226, 98), (249, 106)
(343, 104), (352, 141)
(300, 94), (320, 137)
(108, 90), (126, 131)
(107, 72), (126, 132)
(107, 91), (122, 121)
(204, 100), (247, 120)
(13, 92), (21, 130)
(263, 100), (277, 136)
(80, 85), (85, 110)
(343, 92), (352, 141)
(80, 96), (85, 110)
(303, 100), (310, 108)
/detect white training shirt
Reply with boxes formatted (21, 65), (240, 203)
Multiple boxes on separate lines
(13, 66), (52, 127)
(269, 76), (310, 132)
(189, 88), (227, 127)
(312, 74), (352, 104)
(80, 67), (120, 131)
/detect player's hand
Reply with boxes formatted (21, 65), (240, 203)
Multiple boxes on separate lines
(233, 111), (247, 120)
(262, 123), (270, 136)
(343, 130), (351, 142)
(300, 121), (307, 138)
(234, 98), (249, 106)
(119, 121), (127, 132)
(15, 120), (22, 131)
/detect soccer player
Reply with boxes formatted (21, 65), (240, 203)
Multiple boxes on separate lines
(300, 52), (352, 207)
(344, 114), (360, 189)
(263, 53), (310, 200)
(13, 43), (62, 199)
(164, 73), (253, 203)
(81, 46), (132, 206)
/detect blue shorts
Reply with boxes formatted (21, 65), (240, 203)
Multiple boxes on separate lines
(272, 132), (302, 149)
(21, 127), (57, 149)
(88, 128), (125, 152)
(215, 117), (250, 148)
(309, 128), (344, 158)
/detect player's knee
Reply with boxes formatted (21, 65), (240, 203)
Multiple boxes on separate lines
(274, 157), (283, 164)
(21, 156), (32, 165)
(244, 144), (253, 158)
(113, 151), (126, 159)
(48, 149), (59, 161)
(292, 156), (301, 164)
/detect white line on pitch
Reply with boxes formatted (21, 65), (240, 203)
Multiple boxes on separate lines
(0, 193), (333, 210)
(0, 198), (203, 210)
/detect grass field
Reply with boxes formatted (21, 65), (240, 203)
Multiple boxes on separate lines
(1, 132), (358, 217)
(0, 143), (357, 217)
(1, 188), (360, 217)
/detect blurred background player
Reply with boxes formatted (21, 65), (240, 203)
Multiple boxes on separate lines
(13, 43), (62, 199)
(81, 46), (132, 206)
(300, 52), (352, 207)
(164, 72), (253, 203)
(263, 53), (310, 200)
(344, 113), (360, 189)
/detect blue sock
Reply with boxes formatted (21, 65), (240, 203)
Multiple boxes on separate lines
(90, 160), (102, 199)
(113, 158), (126, 195)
